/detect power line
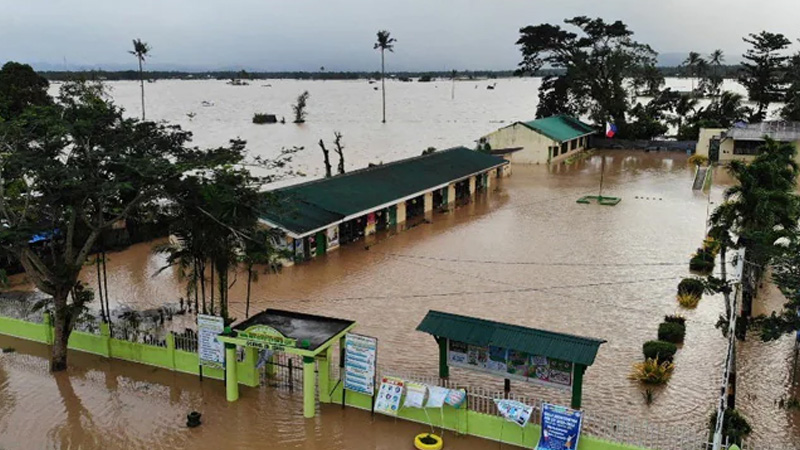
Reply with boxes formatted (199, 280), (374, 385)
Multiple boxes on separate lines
(378, 251), (690, 267)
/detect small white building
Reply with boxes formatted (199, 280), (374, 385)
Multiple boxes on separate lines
(480, 115), (596, 165)
(697, 121), (800, 163)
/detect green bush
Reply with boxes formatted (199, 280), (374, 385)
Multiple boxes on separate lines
(643, 340), (677, 362)
(658, 322), (686, 344)
(664, 314), (686, 326)
(678, 278), (704, 297)
(689, 248), (715, 274)
(708, 408), (752, 446)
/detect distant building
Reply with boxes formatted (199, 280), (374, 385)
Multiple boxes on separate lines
(697, 121), (800, 163)
(480, 115), (596, 165)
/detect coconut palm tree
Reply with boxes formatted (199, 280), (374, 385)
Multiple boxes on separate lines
(129, 39), (151, 120)
(682, 52), (705, 95)
(373, 30), (396, 123)
(241, 229), (289, 318)
(710, 49), (725, 67)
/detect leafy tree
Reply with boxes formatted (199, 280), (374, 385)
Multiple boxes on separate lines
(515, 17), (658, 135)
(781, 51), (800, 121)
(292, 90), (310, 123)
(241, 228), (289, 319)
(129, 39), (151, 120)
(0, 62), (50, 119)
(0, 79), (207, 371)
(374, 30), (396, 123)
(739, 31), (791, 121)
(702, 49), (726, 97)
(682, 52), (707, 94)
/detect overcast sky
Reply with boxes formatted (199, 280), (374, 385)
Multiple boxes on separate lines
(2, 0), (798, 72)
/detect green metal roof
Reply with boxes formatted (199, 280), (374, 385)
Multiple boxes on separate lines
(260, 147), (507, 237)
(519, 115), (596, 143)
(416, 310), (606, 366)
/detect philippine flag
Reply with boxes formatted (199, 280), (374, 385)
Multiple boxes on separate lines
(605, 122), (617, 138)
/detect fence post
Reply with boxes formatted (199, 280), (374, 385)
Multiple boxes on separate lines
(318, 346), (332, 403)
(100, 322), (111, 358)
(166, 332), (176, 370)
(42, 312), (53, 345)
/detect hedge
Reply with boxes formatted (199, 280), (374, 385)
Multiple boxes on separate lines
(643, 340), (678, 362)
(658, 322), (686, 344)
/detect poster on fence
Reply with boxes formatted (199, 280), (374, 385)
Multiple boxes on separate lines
(197, 314), (225, 370)
(426, 386), (449, 408)
(343, 333), (377, 396)
(536, 403), (584, 450)
(374, 377), (404, 415)
(447, 339), (573, 389)
(494, 399), (534, 427)
(403, 382), (427, 408)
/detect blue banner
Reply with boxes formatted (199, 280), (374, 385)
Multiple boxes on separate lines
(537, 403), (584, 450)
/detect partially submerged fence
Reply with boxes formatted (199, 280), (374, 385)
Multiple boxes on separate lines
(0, 313), (782, 450)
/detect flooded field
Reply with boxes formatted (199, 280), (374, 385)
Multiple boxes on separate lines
(0, 79), (797, 448)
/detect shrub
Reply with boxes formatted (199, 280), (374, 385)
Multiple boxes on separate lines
(702, 236), (720, 256)
(252, 113), (277, 124)
(708, 408), (752, 446)
(664, 314), (686, 326)
(689, 248), (715, 274)
(678, 278), (704, 297)
(629, 358), (674, 385)
(677, 293), (701, 308)
(688, 154), (709, 166)
(658, 322), (686, 344)
(643, 340), (677, 362)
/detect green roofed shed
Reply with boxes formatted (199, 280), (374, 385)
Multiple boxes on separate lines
(520, 115), (596, 143)
(416, 310), (606, 409)
(260, 147), (507, 237)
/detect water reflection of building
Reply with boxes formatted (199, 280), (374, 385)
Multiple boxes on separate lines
(697, 121), (800, 163)
(259, 147), (509, 264)
(479, 115), (595, 165)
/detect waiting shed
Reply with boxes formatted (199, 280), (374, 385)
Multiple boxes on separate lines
(217, 309), (356, 418)
(416, 310), (606, 409)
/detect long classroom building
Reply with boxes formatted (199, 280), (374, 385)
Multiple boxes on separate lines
(260, 146), (510, 263)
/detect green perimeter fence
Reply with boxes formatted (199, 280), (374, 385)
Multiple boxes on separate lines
(0, 313), (781, 450)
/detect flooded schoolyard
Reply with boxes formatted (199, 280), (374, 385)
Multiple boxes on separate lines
(0, 79), (797, 448)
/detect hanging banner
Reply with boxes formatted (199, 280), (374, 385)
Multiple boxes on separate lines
(537, 403), (584, 450)
(197, 314), (225, 370)
(426, 386), (449, 408)
(403, 382), (427, 408)
(444, 388), (466, 408)
(343, 333), (377, 396)
(447, 339), (573, 390)
(374, 377), (404, 415)
(494, 399), (534, 427)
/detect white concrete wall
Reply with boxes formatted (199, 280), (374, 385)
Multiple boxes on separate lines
(696, 128), (726, 158)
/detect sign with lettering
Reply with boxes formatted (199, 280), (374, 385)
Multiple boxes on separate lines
(374, 376), (404, 415)
(447, 339), (573, 389)
(343, 333), (377, 396)
(536, 403), (584, 450)
(197, 314), (225, 369)
(238, 325), (297, 350)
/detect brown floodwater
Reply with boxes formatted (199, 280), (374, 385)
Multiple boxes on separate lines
(3, 150), (800, 448)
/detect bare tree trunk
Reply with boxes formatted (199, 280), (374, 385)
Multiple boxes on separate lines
(210, 260), (215, 315)
(51, 289), (73, 372)
(102, 250), (111, 332)
(334, 132), (345, 174)
(246, 266), (252, 318)
(381, 50), (386, 123)
(318, 139), (332, 177)
(199, 260), (207, 315)
(138, 58), (146, 121)
(193, 258), (199, 314)
(218, 262), (228, 320)
(96, 254), (106, 322)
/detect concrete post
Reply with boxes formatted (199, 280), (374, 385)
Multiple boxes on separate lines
(303, 356), (316, 418)
(266, 352), (278, 378)
(438, 337), (449, 378)
(225, 344), (239, 402)
(241, 347), (259, 387)
(166, 331), (175, 368)
(485, 172), (492, 190)
(423, 192), (433, 213)
(571, 364), (586, 409)
(318, 346), (332, 403)
(469, 176), (476, 196)
(447, 184), (456, 204)
(396, 201), (407, 225)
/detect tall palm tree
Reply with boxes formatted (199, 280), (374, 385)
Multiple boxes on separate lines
(129, 39), (151, 120)
(241, 229), (288, 318)
(710, 49), (725, 67)
(373, 30), (396, 123)
(682, 51), (705, 95)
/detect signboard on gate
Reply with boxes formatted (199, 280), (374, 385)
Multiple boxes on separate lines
(536, 403), (584, 450)
(447, 339), (573, 390)
(197, 314), (225, 369)
(344, 333), (377, 396)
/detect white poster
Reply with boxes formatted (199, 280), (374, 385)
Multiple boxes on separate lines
(403, 382), (427, 408)
(344, 333), (377, 396)
(197, 314), (224, 369)
(494, 399), (534, 427)
(426, 386), (449, 408)
(327, 226), (340, 249)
